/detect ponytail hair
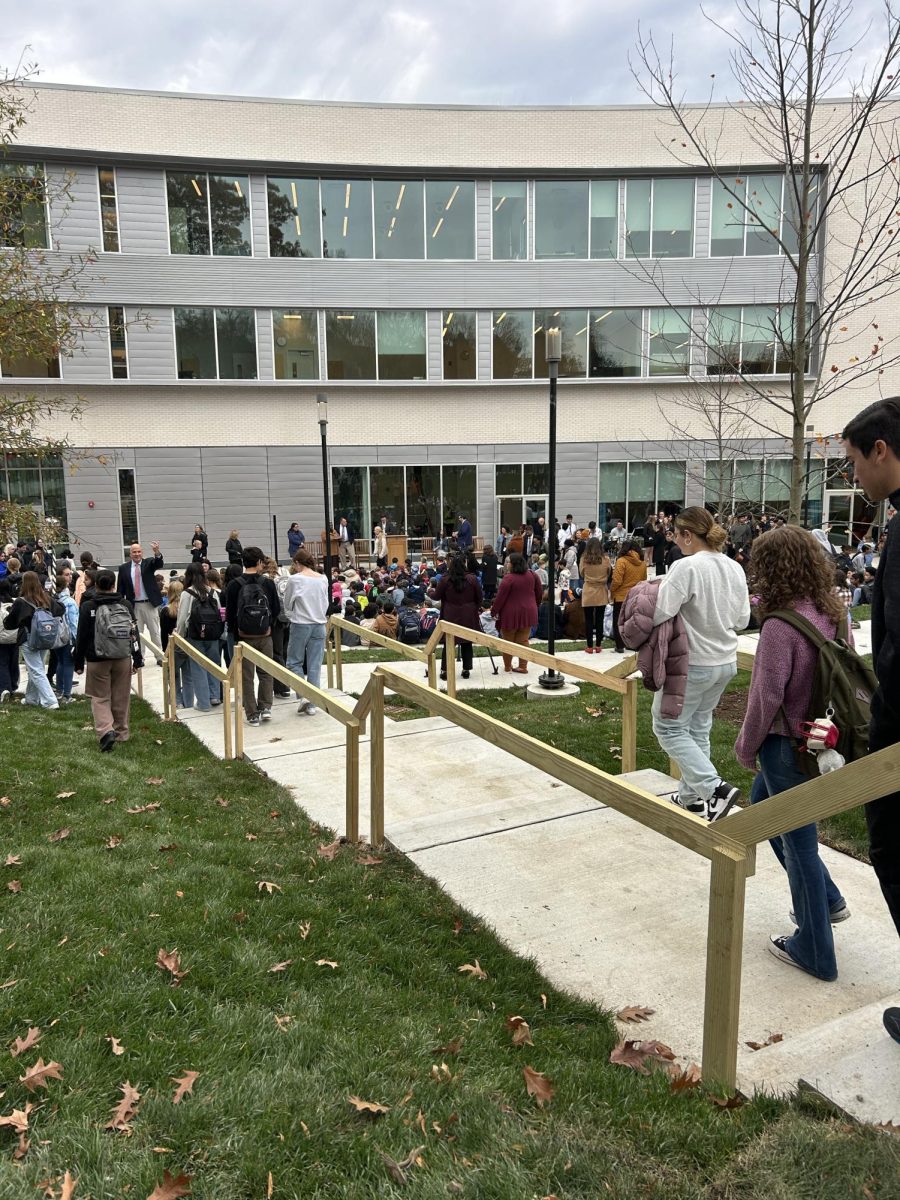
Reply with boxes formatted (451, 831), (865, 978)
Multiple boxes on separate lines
(674, 506), (727, 552)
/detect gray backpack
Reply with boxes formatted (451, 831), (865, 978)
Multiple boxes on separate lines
(94, 601), (134, 659)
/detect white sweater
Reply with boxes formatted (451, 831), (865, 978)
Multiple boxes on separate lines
(652, 552), (750, 666)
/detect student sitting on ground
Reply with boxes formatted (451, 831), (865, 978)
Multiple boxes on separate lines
(397, 597), (423, 644)
(373, 599), (399, 640)
(341, 600), (363, 647)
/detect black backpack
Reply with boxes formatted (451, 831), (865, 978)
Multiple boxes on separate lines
(397, 607), (421, 644)
(187, 588), (223, 641)
(236, 577), (272, 637)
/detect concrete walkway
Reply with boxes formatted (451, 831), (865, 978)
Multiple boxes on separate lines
(133, 627), (898, 1122)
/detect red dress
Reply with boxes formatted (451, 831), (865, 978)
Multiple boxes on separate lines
(492, 570), (542, 631)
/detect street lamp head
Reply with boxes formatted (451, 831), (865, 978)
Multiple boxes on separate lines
(545, 327), (562, 363)
(317, 393), (328, 427)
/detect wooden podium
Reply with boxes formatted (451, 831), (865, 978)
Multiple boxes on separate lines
(386, 534), (408, 564)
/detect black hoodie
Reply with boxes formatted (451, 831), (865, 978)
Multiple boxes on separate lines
(74, 590), (142, 671)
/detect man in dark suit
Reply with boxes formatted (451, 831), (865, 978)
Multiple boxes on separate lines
(457, 514), (473, 549)
(337, 516), (356, 569)
(117, 540), (164, 649)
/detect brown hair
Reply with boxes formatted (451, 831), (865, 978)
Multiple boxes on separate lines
(750, 527), (846, 625)
(674, 506), (727, 552)
(20, 571), (50, 609)
(582, 537), (607, 566)
(292, 548), (317, 571)
(166, 579), (183, 617)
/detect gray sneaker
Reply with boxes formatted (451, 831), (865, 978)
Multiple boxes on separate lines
(260, 708), (272, 722)
(247, 713), (260, 727)
(790, 900), (851, 926)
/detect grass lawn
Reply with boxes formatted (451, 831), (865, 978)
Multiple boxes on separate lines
(2, 700), (898, 1198)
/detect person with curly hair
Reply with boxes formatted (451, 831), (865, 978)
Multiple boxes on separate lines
(736, 525), (851, 981)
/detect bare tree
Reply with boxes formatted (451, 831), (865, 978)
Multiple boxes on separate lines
(632, 0), (900, 522)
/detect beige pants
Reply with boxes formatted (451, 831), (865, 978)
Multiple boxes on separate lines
(338, 540), (356, 569)
(85, 657), (133, 741)
(500, 627), (531, 671)
(134, 600), (161, 650)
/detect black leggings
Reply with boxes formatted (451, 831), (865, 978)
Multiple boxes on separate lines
(441, 640), (473, 674)
(583, 604), (606, 648)
(613, 601), (625, 651)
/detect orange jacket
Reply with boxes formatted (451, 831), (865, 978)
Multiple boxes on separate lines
(610, 550), (647, 602)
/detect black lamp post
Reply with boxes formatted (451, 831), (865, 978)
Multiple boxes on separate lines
(539, 327), (564, 690)
(317, 393), (333, 585)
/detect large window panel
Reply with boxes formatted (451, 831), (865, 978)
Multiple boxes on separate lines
(524, 463), (550, 494)
(208, 173), (251, 256)
(442, 465), (477, 533)
(426, 180), (474, 259)
(741, 304), (777, 374)
(406, 465), (442, 537)
(534, 180), (588, 259)
(776, 303), (812, 373)
(0, 162), (47, 249)
(710, 176), (746, 256)
(598, 461), (627, 530)
(763, 458), (791, 504)
(118, 468), (138, 549)
(325, 310), (376, 380)
(648, 308), (691, 376)
(370, 466), (406, 534)
(706, 306), (742, 375)
(273, 309), (318, 379)
(332, 466), (367, 534)
(589, 308), (642, 377)
(267, 177), (320, 257)
(1, 349), (60, 379)
(624, 178), (651, 258)
(442, 310), (476, 380)
(374, 180), (424, 259)
(167, 172), (210, 255)
(377, 310), (426, 380)
(590, 179), (618, 258)
(215, 308), (256, 379)
(734, 458), (764, 505)
(627, 461), (657, 529)
(492, 311), (533, 379)
(782, 173), (820, 258)
(495, 464), (522, 495)
(704, 461), (734, 512)
(745, 174), (783, 256)
(322, 179), (373, 258)
(652, 178), (694, 257)
(492, 180), (527, 260)
(175, 307), (216, 379)
(534, 309), (587, 379)
(657, 460), (686, 508)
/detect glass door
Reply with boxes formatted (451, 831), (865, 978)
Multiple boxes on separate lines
(825, 490), (878, 546)
(497, 496), (523, 534)
(524, 495), (548, 536)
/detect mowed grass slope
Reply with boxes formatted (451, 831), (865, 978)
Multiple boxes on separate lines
(0, 699), (897, 1199)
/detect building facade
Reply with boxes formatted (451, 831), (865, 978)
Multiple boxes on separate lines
(1, 83), (888, 563)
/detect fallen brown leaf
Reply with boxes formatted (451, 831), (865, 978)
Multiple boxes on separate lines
(0, 1103), (32, 1132)
(126, 802), (161, 814)
(430, 1038), (463, 1056)
(357, 853), (383, 866)
(56, 791), (76, 799)
(257, 881), (282, 894)
(540, 994), (547, 1009)
(232, 911), (247, 924)
(458, 960), (487, 980)
(59, 1171), (77, 1199)
(745, 1032), (784, 1051)
(3, 854), (21, 867)
(0, 979), (18, 991)
(505, 1015), (534, 1047)
(215, 797), (229, 807)
(7, 880), (21, 893)
(523, 1065), (554, 1107)
(171, 1071), (199, 1104)
(0, 796), (11, 807)
(19, 1058), (64, 1093)
(10, 1027), (42, 1058)
(156, 948), (189, 985)
(159, 843), (177, 852)
(669, 1063), (703, 1092)
(316, 840), (341, 860)
(710, 1092), (746, 1109)
(13, 1132), (30, 1160)
(617, 1005), (655, 1024)
(348, 1095), (390, 1116)
(452, 917), (463, 936)
(104, 836), (123, 850)
(244, 833), (258, 841)
(298, 921), (311, 939)
(267, 1170), (274, 1198)
(145, 777), (165, 785)
(105, 1081), (141, 1132)
(274, 1014), (293, 1030)
(609, 1040), (677, 1075)
(268, 960), (293, 973)
(315, 959), (338, 969)
(105, 1036), (125, 1057)
(147, 1169), (192, 1199)
(48, 828), (71, 843)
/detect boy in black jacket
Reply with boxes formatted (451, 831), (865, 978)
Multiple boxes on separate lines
(74, 569), (142, 751)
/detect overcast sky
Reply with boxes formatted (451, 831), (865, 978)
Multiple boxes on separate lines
(0, 0), (886, 105)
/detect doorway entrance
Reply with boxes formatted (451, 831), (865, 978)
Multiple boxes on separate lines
(824, 490), (878, 546)
(497, 495), (547, 538)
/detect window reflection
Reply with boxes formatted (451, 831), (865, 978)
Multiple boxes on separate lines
(534, 180), (589, 258)
(267, 177), (320, 257)
(322, 179), (373, 258)
(377, 310), (427, 379)
(426, 180), (474, 259)
(590, 179), (617, 258)
(534, 309), (587, 378)
(492, 311), (533, 378)
(589, 309), (642, 377)
(325, 310), (376, 379)
(492, 181), (527, 260)
(648, 308), (692, 376)
(374, 179), (424, 259)
(442, 310), (476, 380)
(0, 163), (47, 249)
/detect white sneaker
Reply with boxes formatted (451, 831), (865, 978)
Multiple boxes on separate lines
(297, 699), (310, 715)
(305, 704), (319, 716)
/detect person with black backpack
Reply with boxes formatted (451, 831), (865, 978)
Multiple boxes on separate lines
(2, 570), (64, 710)
(176, 563), (224, 712)
(73, 568), (142, 750)
(224, 546), (280, 727)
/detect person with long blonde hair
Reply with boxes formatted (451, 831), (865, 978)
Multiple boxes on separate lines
(2, 570), (65, 709)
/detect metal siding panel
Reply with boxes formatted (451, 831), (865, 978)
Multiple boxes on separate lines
(477, 462), (494, 541)
(256, 308), (274, 380)
(117, 167), (169, 255)
(477, 310), (492, 379)
(427, 310), (442, 380)
(556, 442), (599, 525)
(250, 174), (268, 258)
(694, 176), (710, 259)
(133, 447), (205, 563)
(266, 446), (325, 553)
(200, 447), (272, 558)
(47, 163), (102, 252)
(61, 305), (111, 382)
(376, 446), (430, 464)
(125, 305), (175, 379)
(63, 450), (129, 563)
(476, 179), (491, 261)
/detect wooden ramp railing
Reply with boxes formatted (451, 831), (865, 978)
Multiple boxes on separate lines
(160, 633), (235, 760)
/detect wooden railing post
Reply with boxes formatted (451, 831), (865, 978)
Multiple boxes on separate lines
(334, 628), (344, 692)
(427, 647), (437, 691)
(326, 625), (334, 689)
(444, 633), (456, 699)
(167, 642), (179, 722)
(701, 845), (752, 1091)
(222, 671), (233, 760)
(160, 646), (170, 721)
(135, 667), (144, 699)
(345, 724), (360, 842)
(370, 671), (385, 846)
(232, 644), (244, 759)
(621, 678), (637, 773)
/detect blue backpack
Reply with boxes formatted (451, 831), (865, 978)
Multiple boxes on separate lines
(27, 602), (62, 652)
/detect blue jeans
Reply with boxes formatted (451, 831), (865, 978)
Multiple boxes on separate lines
(55, 643), (74, 698)
(651, 662), (737, 802)
(22, 645), (59, 709)
(286, 622), (326, 693)
(187, 638), (221, 710)
(174, 648), (194, 708)
(751, 735), (843, 980)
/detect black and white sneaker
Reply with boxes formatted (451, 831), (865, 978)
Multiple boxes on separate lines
(247, 713), (261, 727)
(708, 780), (740, 822)
(884, 1007), (900, 1044)
(0, 690), (9, 703)
(260, 708), (272, 722)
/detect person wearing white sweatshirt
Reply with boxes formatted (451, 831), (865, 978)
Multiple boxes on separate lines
(651, 507), (751, 821)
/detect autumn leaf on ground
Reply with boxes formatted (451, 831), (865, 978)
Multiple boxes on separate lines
(106, 1081), (141, 1132)
(505, 1015), (534, 1047)
(145, 777), (165, 785)
(159, 844), (177, 852)
(458, 960), (487, 980)
(617, 1005), (655, 1023)
(348, 1095), (390, 1116)
(609, 1040), (677, 1075)
(430, 1038), (463, 1056)
(378, 1146), (426, 1185)
(56, 791), (76, 799)
(10, 1027), (41, 1058)
(48, 828), (71, 843)
(244, 833), (258, 841)
(3, 854), (21, 867)
(215, 796), (229, 807)
(0, 1103), (32, 1132)
(0, 796), (11, 807)
(316, 840), (341, 860)
(19, 1058), (64, 1093)
(357, 853), (383, 866)
(274, 1014), (293, 1030)
(315, 959), (338, 969)
(257, 881), (282, 894)
(156, 948), (189, 985)
(452, 918), (462, 936)
(58, 1171), (77, 1200)
(7, 880), (21, 893)
(523, 1065), (554, 1107)
(171, 1071), (199, 1104)
(13, 1132), (29, 1160)
(104, 836), (123, 850)
(874, 1120), (900, 1137)
(127, 802), (161, 814)
(105, 1036), (125, 1056)
(670, 1063), (703, 1092)
(147, 1169), (192, 1199)
(268, 960), (293, 973)
(745, 1032), (784, 1051)
(710, 1092), (746, 1109)
(298, 921), (311, 939)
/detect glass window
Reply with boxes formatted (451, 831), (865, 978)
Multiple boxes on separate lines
(406, 465), (442, 537)
(492, 181), (527, 260)
(734, 458), (764, 505)
(442, 310), (476, 380)
(590, 179), (617, 259)
(495, 464), (522, 495)
(332, 466), (367, 535)
(648, 308), (691, 376)
(321, 179), (373, 259)
(215, 308), (256, 379)
(208, 173), (251, 256)
(273, 309), (318, 379)
(109, 305), (128, 379)
(167, 172), (210, 255)
(589, 308), (642, 377)
(492, 311), (533, 379)
(598, 461), (627, 531)
(442, 465), (477, 534)
(370, 466), (406, 534)
(325, 310), (376, 380)
(2, 453), (67, 530)
(377, 310), (426, 380)
(38, 460), (67, 528)
(627, 462), (657, 530)
(741, 304), (777, 374)
(175, 306), (216, 379)
(776, 303), (812, 373)
(534, 309), (588, 379)
(745, 174), (783, 257)
(267, 177), (320, 257)
(624, 179), (651, 258)
(706, 306), (742, 375)
(763, 458), (791, 505)
(374, 179), (424, 259)
(7, 466), (43, 508)
(1, 305), (60, 378)
(710, 176), (745, 256)
(118, 468), (138, 551)
(524, 463), (550, 494)
(657, 460), (686, 508)
(0, 162), (47, 249)
(98, 167), (119, 252)
(534, 180), (588, 259)
(704, 461), (734, 513)
(652, 178), (694, 257)
(426, 180), (474, 259)
(782, 174), (820, 258)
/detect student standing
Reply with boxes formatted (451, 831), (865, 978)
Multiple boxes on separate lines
(176, 563), (223, 712)
(73, 569), (142, 750)
(2, 571), (63, 710)
(284, 549), (329, 717)
(580, 538), (611, 654)
(225, 547), (280, 727)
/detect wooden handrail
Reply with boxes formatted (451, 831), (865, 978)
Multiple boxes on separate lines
(168, 633), (233, 760)
(237, 639), (358, 727)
